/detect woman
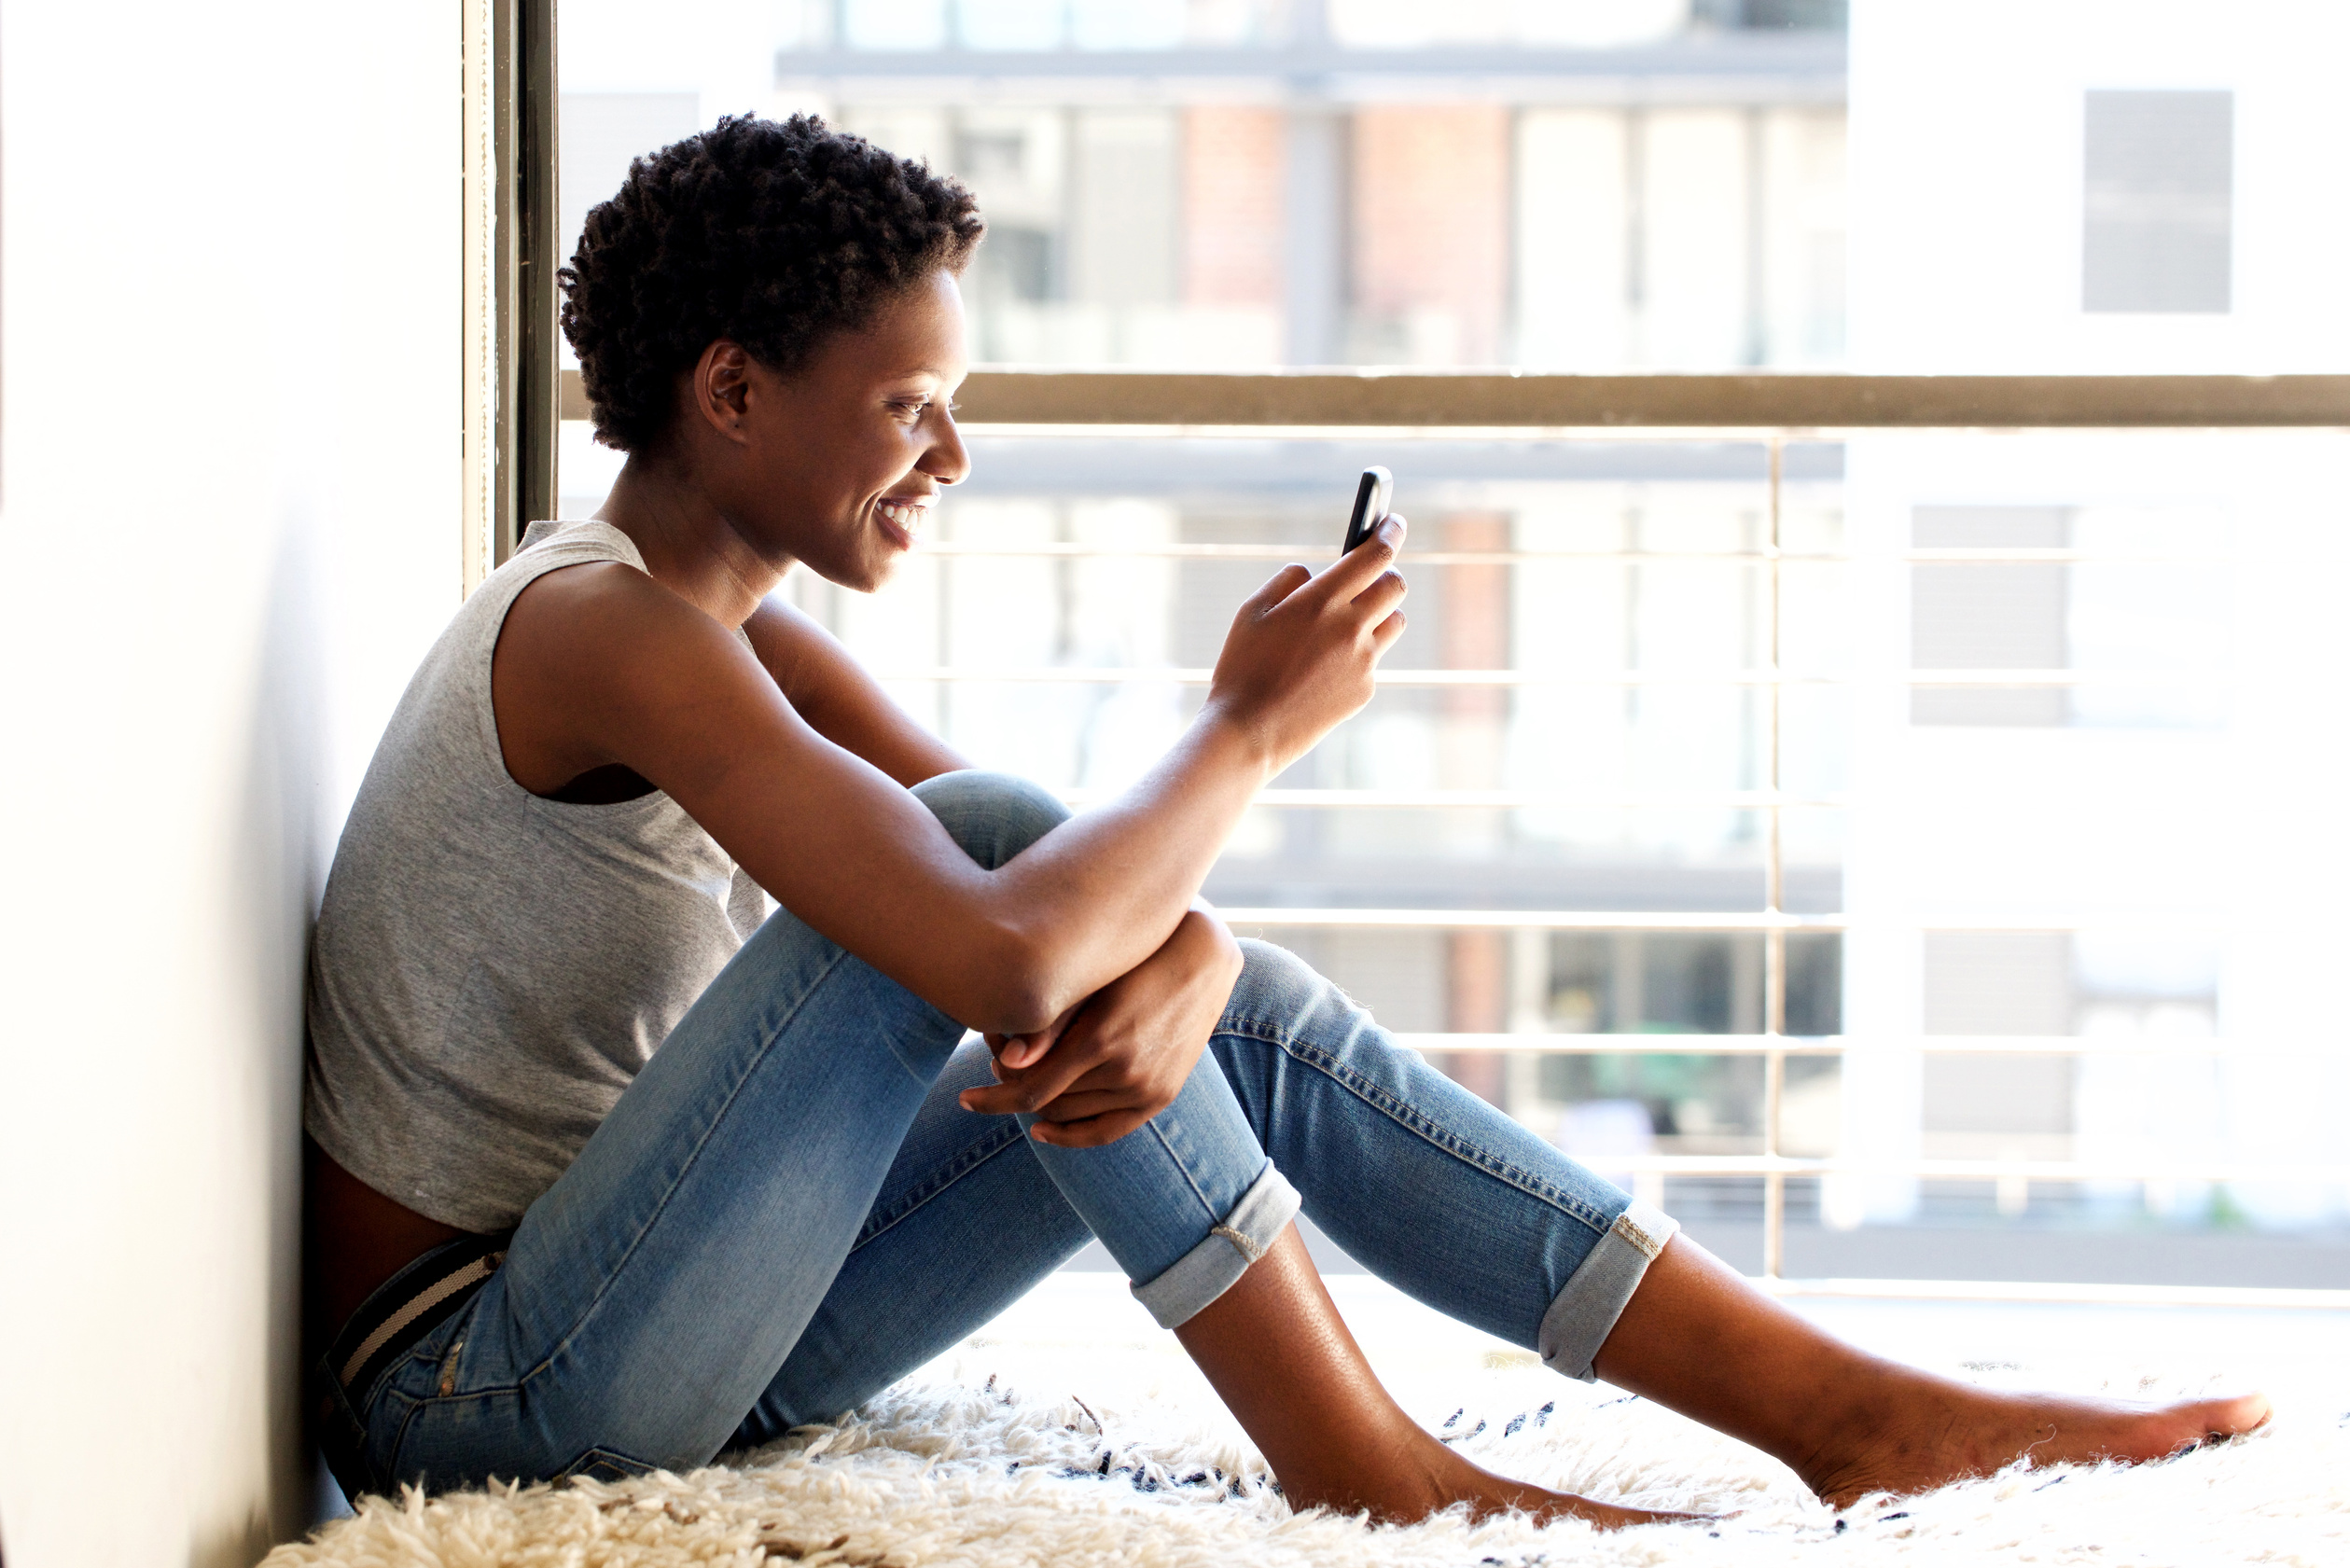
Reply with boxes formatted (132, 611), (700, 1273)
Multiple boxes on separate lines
(306, 115), (2265, 1527)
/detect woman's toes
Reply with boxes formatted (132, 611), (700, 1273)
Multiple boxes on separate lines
(2191, 1392), (2272, 1440)
(1805, 1384), (2270, 1508)
(2102, 1393), (2268, 1465)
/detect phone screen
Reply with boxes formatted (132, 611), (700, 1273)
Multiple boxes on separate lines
(1342, 465), (1393, 556)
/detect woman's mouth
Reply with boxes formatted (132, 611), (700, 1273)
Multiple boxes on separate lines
(874, 496), (929, 548)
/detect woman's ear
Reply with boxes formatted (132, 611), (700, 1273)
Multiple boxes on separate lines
(691, 340), (756, 442)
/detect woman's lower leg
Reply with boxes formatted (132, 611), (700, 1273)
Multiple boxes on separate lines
(1173, 1225), (1686, 1528)
(1205, 940), (2270, 1507)
(1004, 988), (1677, 1523)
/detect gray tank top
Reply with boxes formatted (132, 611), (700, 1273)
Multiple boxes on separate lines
(305, 520), (767, 1232)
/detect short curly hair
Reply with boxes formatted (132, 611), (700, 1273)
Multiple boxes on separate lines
(560, 114), (984, 452)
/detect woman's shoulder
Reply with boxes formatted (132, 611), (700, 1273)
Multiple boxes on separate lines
(437, 520), (650, 660)
(340, 522), (662, 819)
(512, 518), (644, 569)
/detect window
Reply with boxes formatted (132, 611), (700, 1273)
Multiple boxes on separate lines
(1910, 508), (2070, 728)
(2083, 90), (2233, 315)
(546, 0), (2350, 1301)
(558, 92), (699, 271)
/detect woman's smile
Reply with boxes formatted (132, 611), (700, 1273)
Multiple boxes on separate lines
(873, 493), (932, 549)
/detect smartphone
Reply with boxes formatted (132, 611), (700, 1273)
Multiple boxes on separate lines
(1341, 465), (1393, 556)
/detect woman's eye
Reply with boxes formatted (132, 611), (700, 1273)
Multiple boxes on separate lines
(891, 399), (930, 423)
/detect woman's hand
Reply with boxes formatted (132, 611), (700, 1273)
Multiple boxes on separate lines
(1205, 515), (1410, 776)
(957, 909), (1245, 1147)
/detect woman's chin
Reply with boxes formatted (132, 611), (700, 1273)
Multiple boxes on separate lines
(839, 552), (901, 596)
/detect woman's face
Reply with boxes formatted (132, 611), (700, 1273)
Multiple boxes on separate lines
(716, 267), (971, 592)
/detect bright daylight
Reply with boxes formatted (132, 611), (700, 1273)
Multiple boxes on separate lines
(2, 2), (2345, 1566)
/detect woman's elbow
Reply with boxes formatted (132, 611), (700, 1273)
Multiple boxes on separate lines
(956, 930), (1065, 1037)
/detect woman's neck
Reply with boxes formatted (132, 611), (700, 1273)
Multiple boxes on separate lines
(593, 453), (791, 628)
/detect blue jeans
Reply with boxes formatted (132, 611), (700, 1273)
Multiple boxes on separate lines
(324, 771), (1676, 1495)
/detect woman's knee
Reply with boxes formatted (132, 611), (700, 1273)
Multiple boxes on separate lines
(1225, 938), (1349, 1028)
(1220, 939), (1419, 1089)
(910, 770), (1070, 870)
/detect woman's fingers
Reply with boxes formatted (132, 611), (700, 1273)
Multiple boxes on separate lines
(998, 1032), (1050, 1070)
(1309, 515), (1405, 604)
(1349, 566), (1409, 619)
(1238, 562), (1313, 618)
(958, 1028), (1106, 1115)
(1204, 511), (1411, 773)
(990, 1006), (1078, 1071)
(1234, 520), (1403, 631)
(1030, 1107), (1155, 1149)
(1030, 1087), (1149, 1123)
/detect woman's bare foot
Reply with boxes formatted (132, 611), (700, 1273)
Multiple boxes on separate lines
(1276, 1423), (1698, 1530)
(1592, 1234), (2274, 1509)
(1797, 1371), (2272, 1507)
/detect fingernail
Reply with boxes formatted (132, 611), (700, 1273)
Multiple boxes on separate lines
(1379, 517), (1403, 541)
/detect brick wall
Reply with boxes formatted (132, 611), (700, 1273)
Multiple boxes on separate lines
(1351, 105), (1511, 363)
(1181, 106), (1286, 307)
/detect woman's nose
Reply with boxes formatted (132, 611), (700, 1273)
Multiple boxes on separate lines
(923, 406), (971, 486)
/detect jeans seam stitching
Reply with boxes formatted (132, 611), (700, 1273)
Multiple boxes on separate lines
(358, 1301), (509, 1464)
(399, 1381), (529, 1409)
(849, 1119), (1036, 1253)
(1145, 1117), (1225, 1226)
(379, 1390), (427, 1492)
(1215, 1019), (1615, 1234)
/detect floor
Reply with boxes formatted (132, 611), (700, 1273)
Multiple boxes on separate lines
(311, 1260), (2350, 1548)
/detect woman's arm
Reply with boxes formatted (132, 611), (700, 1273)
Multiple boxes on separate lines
(492, 520), (1408, 1036)
(740, 593), (969, 786)
(752, 591), (1246, 1149)
(960, 903), (1245, 1147)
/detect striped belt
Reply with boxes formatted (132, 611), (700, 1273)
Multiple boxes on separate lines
(327, 1230), (511, 1401)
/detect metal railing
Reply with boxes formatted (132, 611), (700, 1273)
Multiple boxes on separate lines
(941, 368), (2350, 430)
(561, 368), (2350, 429)
(563, 368), (2350, 1308)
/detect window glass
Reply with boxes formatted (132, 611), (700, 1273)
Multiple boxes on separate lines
(559, 2), (2350, 376)
(553, 2), (2350, 1268)
(562, 0), (1852, 372)
(2082, 90), (2233, 316)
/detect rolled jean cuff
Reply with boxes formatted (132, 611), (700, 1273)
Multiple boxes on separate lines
(1535, 1200), (1679, 1383)
(1129, 1162), (1300, 1330)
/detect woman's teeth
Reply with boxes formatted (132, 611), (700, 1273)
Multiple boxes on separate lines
(876, 499), (926, 534)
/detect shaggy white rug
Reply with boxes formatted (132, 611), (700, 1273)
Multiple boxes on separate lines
(266, 1356), (2345, 1567)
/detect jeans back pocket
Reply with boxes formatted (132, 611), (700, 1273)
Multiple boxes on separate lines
(311, 1354), (380, 1501)
(556, 1445), (659, 1485)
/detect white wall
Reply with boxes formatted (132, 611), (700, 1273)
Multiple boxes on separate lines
(0, 5), (460, 1563)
